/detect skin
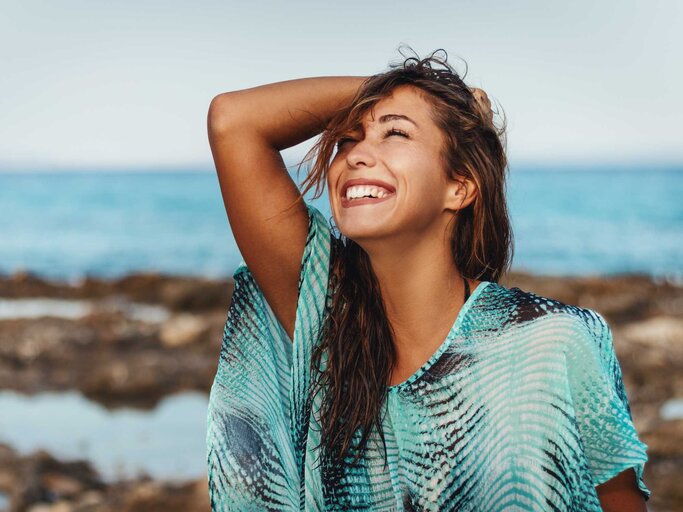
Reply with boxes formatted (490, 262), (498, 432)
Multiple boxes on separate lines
(596, 468), (648, 511)
(326, 84), (648, 511)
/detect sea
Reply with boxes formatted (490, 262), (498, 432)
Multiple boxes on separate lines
(0, 165), (681, 284)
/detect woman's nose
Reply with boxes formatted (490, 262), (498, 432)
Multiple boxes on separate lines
(346, 139), (377, 168)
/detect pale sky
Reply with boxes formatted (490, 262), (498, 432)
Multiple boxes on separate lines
(1, 0), (681, 171)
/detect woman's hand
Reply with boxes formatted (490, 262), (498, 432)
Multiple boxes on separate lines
(470, 87), (494, 125)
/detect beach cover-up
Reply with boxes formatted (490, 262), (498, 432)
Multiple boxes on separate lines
(206, 201), (651, 511)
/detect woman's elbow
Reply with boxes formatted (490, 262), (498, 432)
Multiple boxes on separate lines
(208, 92), (242, 134)
(596, 468), (648, 512)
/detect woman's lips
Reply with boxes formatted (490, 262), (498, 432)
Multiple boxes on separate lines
(341, 193), (396, 208)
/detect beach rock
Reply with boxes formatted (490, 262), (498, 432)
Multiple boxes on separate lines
(114, 478), (210, 512)
(41, 473), (84, 499)
(27, 500), (74, 512)
(0, 272), (233, 313)
(159, 314), (209, 347)
(640, 419), (683, 512)
(621, 316), (683, 347)
(0, 444), (209, 512)
(0, 306), (226, 407)
(159, 279), (233, 312)
(612, 317), (683, 409)
(504, 271), (682, 322)
(642, 418), (683, 455)
(7, 448), (104, 511)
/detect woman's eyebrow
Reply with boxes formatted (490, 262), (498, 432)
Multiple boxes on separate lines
(345, 113), (419, 134)
(377, 113), (419, 127)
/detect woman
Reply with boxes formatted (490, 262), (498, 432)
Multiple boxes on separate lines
(206, 49), (651, 511)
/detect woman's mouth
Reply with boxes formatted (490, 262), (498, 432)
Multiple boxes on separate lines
(341, 193), (396, 208)
(340, 181), (397, 209)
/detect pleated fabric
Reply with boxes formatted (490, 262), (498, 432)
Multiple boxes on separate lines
(207, 201), (651, 511)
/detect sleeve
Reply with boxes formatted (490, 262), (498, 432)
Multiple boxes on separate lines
(288, 202), (334, 500)
(206, 201), (333, 512)
(565, 309), (651, 501)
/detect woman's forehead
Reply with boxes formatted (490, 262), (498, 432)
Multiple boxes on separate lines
(354, 88), (432, 130)
(372, 87), (427, 116)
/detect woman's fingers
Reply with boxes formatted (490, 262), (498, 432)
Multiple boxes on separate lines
(470, 87), (494, 125)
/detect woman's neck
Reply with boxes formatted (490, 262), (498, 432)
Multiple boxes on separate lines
(364, 231), (477, 377)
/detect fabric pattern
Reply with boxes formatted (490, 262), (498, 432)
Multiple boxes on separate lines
(207, 201), (651, 511)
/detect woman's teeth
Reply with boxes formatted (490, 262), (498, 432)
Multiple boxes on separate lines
(345, 185), (392, 200)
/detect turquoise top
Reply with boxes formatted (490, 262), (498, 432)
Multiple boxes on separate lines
(207, 202), (651, 511)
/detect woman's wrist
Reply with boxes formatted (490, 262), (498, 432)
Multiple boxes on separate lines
(209, 76), (369, 149)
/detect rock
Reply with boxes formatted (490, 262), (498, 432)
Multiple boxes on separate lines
(159, 279), (232, 312)
(159, 314), (208, 347)
(0, 444), (209, 512)
(0, 271), (233, 312)
(118, 479), (209, 512)
(621, 316), (683, 347)
(644, 455), (683, 512)
(27, 500), (74, 512)
(6, 448), (104, 511)
(75, 489), (105, 508)
(641, 419), (683, 457)
(41, 473), (84, 499)
(614, 317), (683, 407)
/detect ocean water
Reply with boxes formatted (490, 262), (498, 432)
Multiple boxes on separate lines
(0, 390), (208, 482)
(0, 167), (681, 283)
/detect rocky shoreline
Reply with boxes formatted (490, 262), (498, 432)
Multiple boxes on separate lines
(0, 271), (234, 409)
(0, 269), (681, 511)
(0, 443), (209, 512)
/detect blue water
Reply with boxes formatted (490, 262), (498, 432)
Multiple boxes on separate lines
(0, 390), (208, 482)
(0, 167), (681, 283)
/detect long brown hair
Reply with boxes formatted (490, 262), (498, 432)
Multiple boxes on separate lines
(289, 47), (513, 471)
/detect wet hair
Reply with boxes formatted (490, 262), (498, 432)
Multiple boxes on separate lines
(289, 46), (513, 471)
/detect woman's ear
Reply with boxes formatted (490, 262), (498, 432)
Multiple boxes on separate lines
(445, 176), (477, 213)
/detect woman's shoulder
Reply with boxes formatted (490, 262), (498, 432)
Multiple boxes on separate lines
(474, 282), (613, 381)
(482, 280), (609, 338)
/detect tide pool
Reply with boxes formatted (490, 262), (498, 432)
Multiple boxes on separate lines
(0, 390), (208, 482)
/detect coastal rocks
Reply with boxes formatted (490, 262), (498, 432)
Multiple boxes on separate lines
(643, 419), (683, 457)
(505, 271), (683, 323)
(0, 444), (209, 512)
(0, 311), (226, 408)
(622, 316), (683, 348)
(616, 317), (683, 409)
(640, 420), (683, 512)
(0, 444), (104, 511)
(0, 270), (234, 313)
(159, 313), (210, 347)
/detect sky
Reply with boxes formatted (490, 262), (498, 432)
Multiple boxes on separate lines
(0, 0), (681, 171)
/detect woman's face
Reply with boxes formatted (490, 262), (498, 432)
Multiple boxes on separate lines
(328, 85), (460, 246)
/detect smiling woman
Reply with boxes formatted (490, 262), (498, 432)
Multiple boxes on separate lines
(205, 47), (651, 511)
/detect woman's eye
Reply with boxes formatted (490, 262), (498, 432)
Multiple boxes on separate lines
(336, 137), (355, 149)
(336, 128), (407, 150)
(384, 128), (408, 138)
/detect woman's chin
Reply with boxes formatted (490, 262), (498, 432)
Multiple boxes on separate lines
(337, 220), (394, 242)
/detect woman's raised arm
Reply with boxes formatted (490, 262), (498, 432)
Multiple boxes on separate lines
(207, 76), (366, 341)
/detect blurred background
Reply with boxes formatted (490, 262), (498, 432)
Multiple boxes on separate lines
(1, 1), (681, 511)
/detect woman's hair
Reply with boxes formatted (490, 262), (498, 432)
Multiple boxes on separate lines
(289, 47), (513, 471)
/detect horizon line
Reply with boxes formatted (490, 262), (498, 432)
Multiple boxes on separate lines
(1, 159), (683, 173)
